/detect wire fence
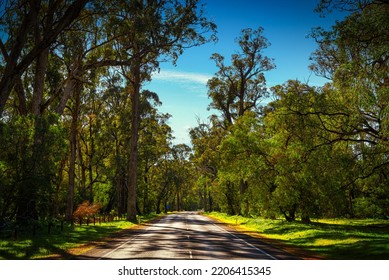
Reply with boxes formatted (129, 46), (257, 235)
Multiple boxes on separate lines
(0, 214), (127, 240)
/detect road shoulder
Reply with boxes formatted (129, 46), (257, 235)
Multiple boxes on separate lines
(203, 214), (324, 260)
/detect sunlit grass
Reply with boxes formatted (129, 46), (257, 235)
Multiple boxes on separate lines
(0, 213), (162, 259)
(205, 212), (389, 259)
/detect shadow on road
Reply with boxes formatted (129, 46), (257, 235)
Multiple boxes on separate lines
(75, 213), (301, 260)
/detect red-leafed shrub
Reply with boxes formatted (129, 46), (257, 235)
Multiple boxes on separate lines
(73, 201), (101, 223)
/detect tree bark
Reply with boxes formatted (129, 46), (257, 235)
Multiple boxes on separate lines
(56, 77), (77, 115)
(66, 83), (81, 221)
(0, 0), (38, 115)
(31, 0), (55, 116)
(127, 59), (141, 221)
(143, 163), (150, 214)
(0, 0), (88, 117)
(32, 48), (49, 116)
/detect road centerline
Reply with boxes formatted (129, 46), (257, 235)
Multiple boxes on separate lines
(78, 212), (297, 259)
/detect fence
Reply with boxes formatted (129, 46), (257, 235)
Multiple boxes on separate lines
(0, 214), (127, 240)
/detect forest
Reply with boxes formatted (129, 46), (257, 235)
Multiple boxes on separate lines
(0, 0), (388, 234)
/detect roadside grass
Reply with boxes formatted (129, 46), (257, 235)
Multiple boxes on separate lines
(0, 213), (161, 260)
(205, 212), (389, 260)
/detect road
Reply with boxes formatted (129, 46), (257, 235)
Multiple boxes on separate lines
(77, 212), (299, 260)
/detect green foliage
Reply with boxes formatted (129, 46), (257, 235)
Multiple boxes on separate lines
(190, 1), (388, 223)
(0, 114), (67, 222)
(208, 27), (274, 125)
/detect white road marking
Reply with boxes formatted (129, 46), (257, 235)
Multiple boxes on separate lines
(97, 213), (278, 260)
(97, 216), (164, 260)
(211, 220), (278, 260)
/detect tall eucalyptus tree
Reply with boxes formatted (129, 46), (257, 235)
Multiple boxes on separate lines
(108, 0), (216, 221)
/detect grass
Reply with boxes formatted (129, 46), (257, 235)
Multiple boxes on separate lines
(205, 212), (389, 260)
(0, 213), (161, 259)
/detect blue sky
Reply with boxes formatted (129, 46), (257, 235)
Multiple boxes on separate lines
(144, 0), (345, 145)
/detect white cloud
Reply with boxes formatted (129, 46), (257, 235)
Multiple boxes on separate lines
(151, 69), (212, 85)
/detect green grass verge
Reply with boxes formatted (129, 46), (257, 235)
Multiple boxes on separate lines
(0, 214), (161, 260)
(205, 212), (389, 260)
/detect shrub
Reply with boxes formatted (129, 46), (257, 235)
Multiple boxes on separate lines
(73, 201), (102, 223)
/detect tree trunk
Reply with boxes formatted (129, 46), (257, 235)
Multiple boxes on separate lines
(117, 174), (127, 216)
(88, 115), (95, 202)
(208, 189), (213, 212)
(176, 183), (181, 212)
(0, 0), (38, 116)
(15, 78), (28, 115)
(52, 159), (66, 218)
(156, 198), (161, 214)
(115, 135), (127, 216)
(66, 83), (81, 221)
(31, 43), (49, 115)
(56, 78), (77, 115)
(0, 0), (88, 117)
(225, 181), (236, 215)
(280, 204), (297, 222)
(16, 134), (37, 222)
(143, 164), (149, 214)
(127, 59), (141, 221)
(202, 184), (207, 212)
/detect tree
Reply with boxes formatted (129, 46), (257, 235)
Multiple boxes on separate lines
(190, 117), (226, 212)
(137, 91), (172, 214)
(217, 112), (272, 217)
(207, 27), (274, 126)
(194, 27), (274, 215)
(309, 0), (389, 217)
(109, 0), (216, 221)
(0, 0), (89, 117)
(264, 81), (348, 221)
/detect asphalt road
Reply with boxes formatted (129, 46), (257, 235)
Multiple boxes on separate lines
(77, 212), (299, 260)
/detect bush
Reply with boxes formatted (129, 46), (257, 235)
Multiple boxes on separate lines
(73, 201), (102, 223)
(353, 197), (382, 218)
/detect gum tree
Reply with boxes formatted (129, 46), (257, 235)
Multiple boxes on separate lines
(109, 0), (216, 221)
